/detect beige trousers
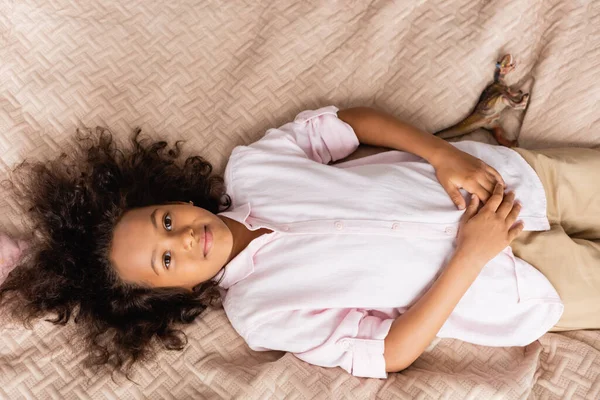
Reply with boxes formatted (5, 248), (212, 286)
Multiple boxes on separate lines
(511, 147), (600, 331)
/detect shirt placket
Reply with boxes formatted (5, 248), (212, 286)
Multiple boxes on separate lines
(246, 217), (460, 238)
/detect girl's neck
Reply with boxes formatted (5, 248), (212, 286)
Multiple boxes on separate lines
(218, 215), (272, 264)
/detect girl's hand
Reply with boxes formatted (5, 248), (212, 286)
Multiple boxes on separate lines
(431, 146), (506, 210)
(455, 183), (524, 267)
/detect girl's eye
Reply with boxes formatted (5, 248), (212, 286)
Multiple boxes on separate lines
(163, 251), (171, 269)
(163, 213), (173, 231)
(162, 212), (173, 269)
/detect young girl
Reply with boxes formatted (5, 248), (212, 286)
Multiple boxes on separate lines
(0, 105), (598, 380)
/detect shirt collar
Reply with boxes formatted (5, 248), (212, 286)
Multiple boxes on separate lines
(218, 202), (252, 227)
(211, 202), (258, 289)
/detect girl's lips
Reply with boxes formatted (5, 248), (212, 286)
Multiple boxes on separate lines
(203, 225), (213, 257)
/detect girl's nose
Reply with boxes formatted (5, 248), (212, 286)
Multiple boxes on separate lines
(181, 227), (195, 251)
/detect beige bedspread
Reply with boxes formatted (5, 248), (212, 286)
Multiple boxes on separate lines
(1, 0), (600, 399)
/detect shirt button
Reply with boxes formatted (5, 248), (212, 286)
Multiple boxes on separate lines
(392, 223), (400, 230)
(445, 227), (455, 235)
(335, 221), (344, 230)
(339, 339), (352, 350)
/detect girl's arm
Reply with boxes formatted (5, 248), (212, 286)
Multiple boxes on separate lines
(337, 107), (505, 209)
(383, 184), (524, 372)
(384, 245), (483, 372)
(337, 106), (452, 167)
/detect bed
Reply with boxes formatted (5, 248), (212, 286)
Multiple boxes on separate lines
(1, 0), (599, 398)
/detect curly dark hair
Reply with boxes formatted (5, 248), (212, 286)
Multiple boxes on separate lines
(0, 126), (231, 383)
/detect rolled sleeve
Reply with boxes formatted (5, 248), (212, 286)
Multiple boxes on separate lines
(246, 308), (395, 379)
(339, 314), (395, 378)
(292, 106), (360, 163)
(248, 105), (360, 164)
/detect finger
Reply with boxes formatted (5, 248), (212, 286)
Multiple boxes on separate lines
(485, 170), (500, 188)
(483, 183), (505, 212)
(461, 194), (479, 222)
(472, 183), (491, 203)
(486, 166), (506, 187)
(505, 200), (522, 226)
(496, 191), (516, 219)
(442, 182), (466, 210)
(477, 173), (495, 194)
(508, 221), (525, 242)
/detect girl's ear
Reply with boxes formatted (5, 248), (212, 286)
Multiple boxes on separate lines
(0, 233), (27, 285)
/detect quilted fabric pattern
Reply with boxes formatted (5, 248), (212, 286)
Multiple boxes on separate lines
(1, 0), (599, 399)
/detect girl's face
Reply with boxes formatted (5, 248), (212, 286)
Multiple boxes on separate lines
(109, 202), (233, 291)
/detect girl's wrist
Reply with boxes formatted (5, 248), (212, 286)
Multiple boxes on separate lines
(451, 247), (488, 272)
(426, 139), (457, 167)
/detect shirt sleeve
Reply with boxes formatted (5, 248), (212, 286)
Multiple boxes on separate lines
(248, 105), (360, 164)
(245, 308), (395, 379)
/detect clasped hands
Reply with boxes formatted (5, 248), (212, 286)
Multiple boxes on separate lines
(430, 146), (506, 209)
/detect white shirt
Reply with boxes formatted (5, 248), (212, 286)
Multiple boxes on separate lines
(212, 105), (564, 379)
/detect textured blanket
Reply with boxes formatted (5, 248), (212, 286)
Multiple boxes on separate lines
(1, 0), (599, 399)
